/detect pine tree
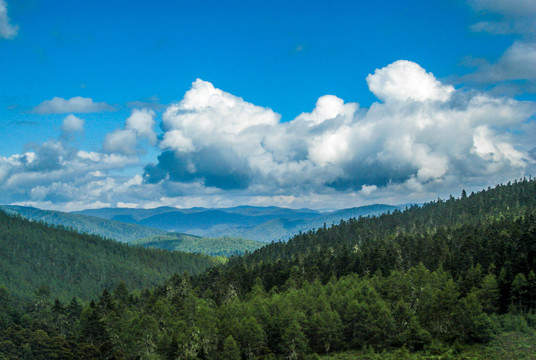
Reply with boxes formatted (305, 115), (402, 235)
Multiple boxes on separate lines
(221, 335), (241, 360)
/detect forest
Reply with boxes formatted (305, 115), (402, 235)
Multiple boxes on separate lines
(0, 212), (220, 301)
(1, 178), (536, 359)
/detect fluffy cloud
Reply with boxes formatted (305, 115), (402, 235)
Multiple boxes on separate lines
(0, 111), (149, 211)
(126, 109), (157, 144)
(33, 96), (114, 114)
(145, 61), (536, 205)
(366, 60), (454, 102)
(61, 115), (84, 133)
(103, 109), (156, 155)
(0, 0), (17, 39)
(0, 140), (139, 207)
(2, 61), (535, 211)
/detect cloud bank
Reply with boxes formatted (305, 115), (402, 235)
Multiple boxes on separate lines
(1, 60), (535, 210)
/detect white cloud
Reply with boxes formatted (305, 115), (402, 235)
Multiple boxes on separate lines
(470, 0), (536, 35)
(33, 96), (114, 114)
(125, 108), (157, 144)
(61, 115), (84, 133)
(0, 0), (17, 39)
(0, 138), (140, 210)
(146, 62), (536, 205)
(103, 129), (138, 155)
(2, 61), (535, 211)
(366, 60), (454, 102)
(103, 109), (157, 155)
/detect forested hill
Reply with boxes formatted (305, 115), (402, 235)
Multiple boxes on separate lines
(249, 178), (536, 263)
(0, 205), (167, 243)
(194, 178), (536, 299)
(1, 179), (536, 359)
(0, 210), (220, 302)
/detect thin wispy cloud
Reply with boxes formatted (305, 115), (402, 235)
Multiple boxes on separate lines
(0, 0), (18, 39)
(33, 96), (115, 114)
(465, 0), (536, 93)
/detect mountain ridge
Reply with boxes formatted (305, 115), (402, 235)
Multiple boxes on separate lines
(74, 203), (402, 242)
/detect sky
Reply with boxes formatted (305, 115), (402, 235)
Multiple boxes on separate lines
(0, 0), (535, 211)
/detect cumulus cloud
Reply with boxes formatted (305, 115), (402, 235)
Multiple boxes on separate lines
(2, 61), (535, 211)
(103, 109), (156, 155)
(145, 61), (536, 205)
(0, 139), (139, 209)
(33, 96), (114, 114)
(0, 0), (17, 39)
(61, 114), (84, 133)
(103, 129), (138, 155)
(0, 110), (152, 211)
(366, 60), (454, 102)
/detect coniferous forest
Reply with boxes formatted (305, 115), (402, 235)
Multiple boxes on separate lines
(1, 179), (536, 359)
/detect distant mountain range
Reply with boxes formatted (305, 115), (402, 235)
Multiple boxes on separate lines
(0, 205), (166, 243)
(0, 205), (265, 257)
(75, 204), (403, 242)
(1, 203), (405, 249)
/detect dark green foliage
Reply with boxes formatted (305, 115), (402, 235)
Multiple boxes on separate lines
(192, 178), (536, 303)
(221, 335), (241, 360)
(134, 233), (265, 257)
(0, 210), (219, 301)
(1, 179), (536, 359)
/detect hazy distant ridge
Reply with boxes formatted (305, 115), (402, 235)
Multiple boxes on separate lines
(75, 204), (402, 242)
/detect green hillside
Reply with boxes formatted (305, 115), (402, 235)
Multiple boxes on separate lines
(133, 233), (265, 257)
(0, 210), (219, 302)
(0, 205), (167, 243)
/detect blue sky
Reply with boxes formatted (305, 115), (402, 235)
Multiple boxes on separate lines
(1, 0), (535, 211)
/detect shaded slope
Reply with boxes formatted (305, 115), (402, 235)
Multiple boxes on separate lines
(0, 210), (219, 301)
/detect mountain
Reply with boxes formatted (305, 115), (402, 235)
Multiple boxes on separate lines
(75, 204), (400, 242)
(0, 209), (220, 302)
(0, 205), (167, 243)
